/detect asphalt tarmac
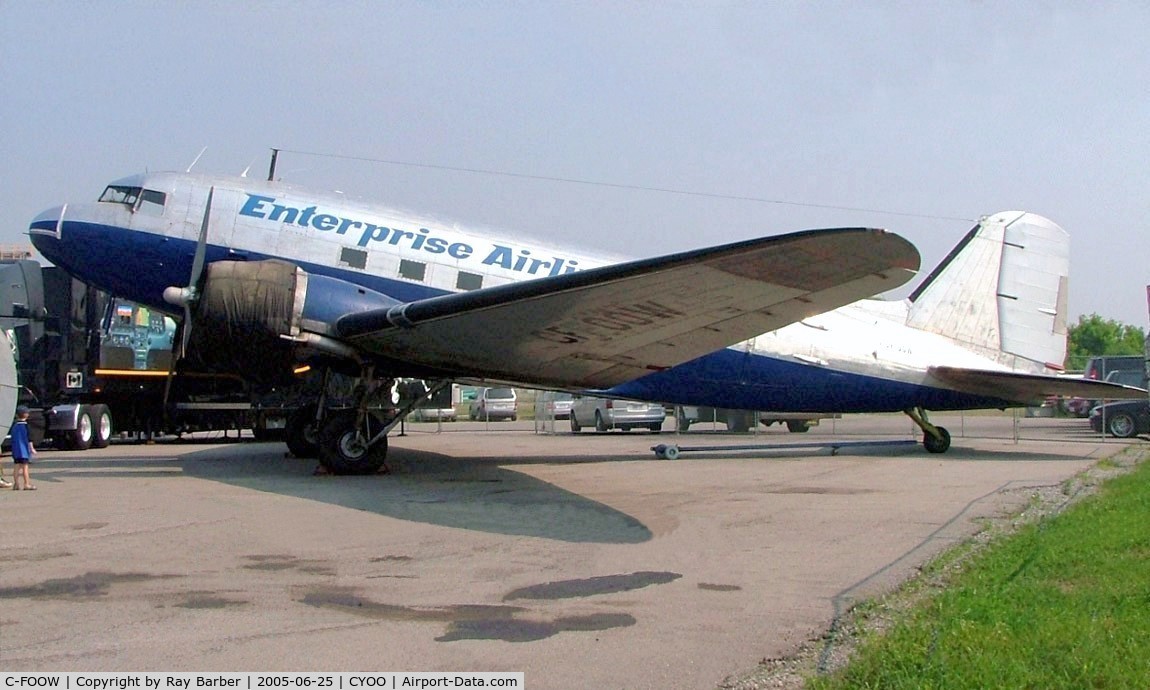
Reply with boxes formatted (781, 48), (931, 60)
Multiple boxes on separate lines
(0, 413), (1140, 689)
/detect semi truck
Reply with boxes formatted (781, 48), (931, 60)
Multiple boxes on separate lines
(0, 260), (302, 449)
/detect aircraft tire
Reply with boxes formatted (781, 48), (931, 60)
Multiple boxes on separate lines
(90, 404), (113, 448)
(317, 411), (388, 475)
(285, 405), (320, 458)
(923, 426), (951, 454)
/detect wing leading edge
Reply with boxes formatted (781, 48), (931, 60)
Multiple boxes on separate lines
(930, 366), (1148, 405)
(339, 227), (920, 389)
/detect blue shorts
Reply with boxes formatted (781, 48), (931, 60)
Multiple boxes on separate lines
(13, 457), (29, 464)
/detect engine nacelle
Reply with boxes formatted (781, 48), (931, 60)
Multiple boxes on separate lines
(184, 260), (398, 385)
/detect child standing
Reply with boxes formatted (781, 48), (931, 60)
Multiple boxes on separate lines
(11, 405), (36, 490)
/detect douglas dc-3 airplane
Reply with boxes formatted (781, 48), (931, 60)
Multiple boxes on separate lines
(29, 170), (1144, 473)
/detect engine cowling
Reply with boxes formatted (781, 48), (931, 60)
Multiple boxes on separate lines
(183, 260), (398, 385)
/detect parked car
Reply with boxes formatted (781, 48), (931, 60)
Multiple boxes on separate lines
(675, 406), (832, 432)
(1083, 355), (1144, 382)
(1067, 368), (1148, 417)
(410, 406), (457, 422)
(569, 396), (665, 432)
(1089, 399), (1150, 438)
(534, 391), (574, 420)
(469, 387), (518, 421)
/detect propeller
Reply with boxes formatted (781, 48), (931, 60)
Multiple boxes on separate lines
(163, 186), (214, 360)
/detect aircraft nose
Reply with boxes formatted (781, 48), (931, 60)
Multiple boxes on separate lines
(29, 204), (67, 260)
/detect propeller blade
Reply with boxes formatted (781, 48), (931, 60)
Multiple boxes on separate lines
(178, 186), (214, 359)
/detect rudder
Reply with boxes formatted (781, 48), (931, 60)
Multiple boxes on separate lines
(907, 211), (1069, 371)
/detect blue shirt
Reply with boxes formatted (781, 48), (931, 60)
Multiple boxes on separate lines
(11, 419), (32, 460)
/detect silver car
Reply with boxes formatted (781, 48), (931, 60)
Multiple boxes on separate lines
(534, 391), (575, 420)
(569, 396), (665, 432)
(469, 387), (518, 421)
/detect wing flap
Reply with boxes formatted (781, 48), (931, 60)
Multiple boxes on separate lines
(930, 366), (1148, 404)
(339, 227), (919, 389)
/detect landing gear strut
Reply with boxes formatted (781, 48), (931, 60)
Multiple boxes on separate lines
(312, 373), (451, 475)
(905, 407), (951, 454)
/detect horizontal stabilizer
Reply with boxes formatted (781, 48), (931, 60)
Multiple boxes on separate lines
(339, 227), (919, 389)
(930, 366), (1147, 405)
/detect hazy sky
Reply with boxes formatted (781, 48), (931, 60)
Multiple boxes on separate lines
(2, 2), (1147, 326)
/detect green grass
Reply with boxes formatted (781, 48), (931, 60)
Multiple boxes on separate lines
(810, 453), (1150, 690)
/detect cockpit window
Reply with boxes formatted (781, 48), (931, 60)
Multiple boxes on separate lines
(98, 185), (167, 215)
(100, 185), (141, 205)
(138, 189), (167, 215)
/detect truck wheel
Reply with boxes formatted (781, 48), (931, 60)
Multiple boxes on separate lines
(68, 407), (95, 451)
(90, 404), (113, 448)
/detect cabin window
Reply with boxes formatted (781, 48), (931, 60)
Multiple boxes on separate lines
(339, 247), (367, 270)
(99, 185), (141, 206)
(456, 271), (483, 291)
(399, 259), (426, 282)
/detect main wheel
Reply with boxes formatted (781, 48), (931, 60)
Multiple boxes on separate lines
(317, 411), (388, 475)
(1106, 412), (1138, 439)
(923, 426), (951, 453)
(89, 404), (113, 448)
(285, 405), (320, 458)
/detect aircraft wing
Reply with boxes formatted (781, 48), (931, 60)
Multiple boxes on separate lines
(930, 366), (1148, 404)
(337, 227), (919, 389)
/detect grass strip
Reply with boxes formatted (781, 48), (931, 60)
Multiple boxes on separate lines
(810, 452), (1150, 690)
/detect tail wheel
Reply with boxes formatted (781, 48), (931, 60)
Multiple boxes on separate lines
(317, 410), (389, 475)
(90, 404), (113, 448)
(923, 426), (951, 453)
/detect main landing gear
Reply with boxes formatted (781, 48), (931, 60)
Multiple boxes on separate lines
(284, 370), (449, 475)
(905, 407), (951, 454)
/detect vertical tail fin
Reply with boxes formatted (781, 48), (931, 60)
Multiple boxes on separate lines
(907, 211), (1069, 371)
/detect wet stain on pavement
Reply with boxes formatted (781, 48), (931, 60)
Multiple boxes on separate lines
(697, 583), (742, 592)
(71, 522), (108, 531)
(0, 571), (178, 599)
(766, 486), (874, 495)
(299, 587), (634, 643)
(175, 592), (249, 609)
(242, 554), (335, 575)
(503, 571), (682, 600)
(437, 613), (636, 642)
(0, 550), (72, 563)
